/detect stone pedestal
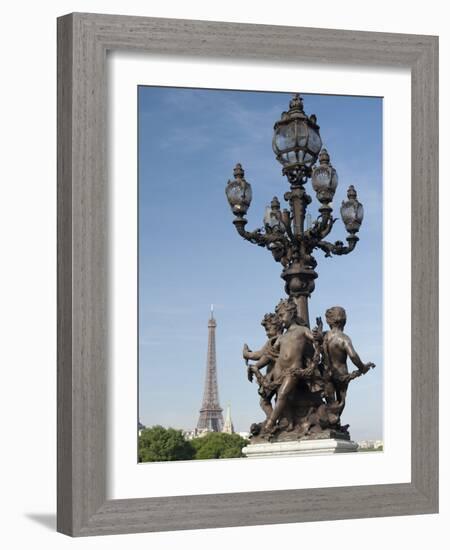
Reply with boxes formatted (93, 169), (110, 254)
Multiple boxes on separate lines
(242, 438), (358, 458)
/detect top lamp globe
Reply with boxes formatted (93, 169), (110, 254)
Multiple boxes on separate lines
(272, 94), (322, 181)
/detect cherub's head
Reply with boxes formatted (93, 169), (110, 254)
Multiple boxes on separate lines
(261, 312), (282, 338)
(325, 306), (347, 330)
(275, 299), (307, 329)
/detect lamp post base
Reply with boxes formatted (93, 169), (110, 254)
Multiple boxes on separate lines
(242, 438), (358, 458)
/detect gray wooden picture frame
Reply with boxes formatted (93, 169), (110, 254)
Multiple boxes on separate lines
(57, 12), (438, 537)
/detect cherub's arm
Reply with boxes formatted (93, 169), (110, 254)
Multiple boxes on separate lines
(248, 336), (280, 371)
(244, 349), (264, 361)
(245, 341), (277, 371)
(243, 341), (268, 361)
(251, 354), (273, 371)
(343, 335), (375, 373)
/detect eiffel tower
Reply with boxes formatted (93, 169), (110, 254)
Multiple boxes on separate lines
(197, 306), (224, 432)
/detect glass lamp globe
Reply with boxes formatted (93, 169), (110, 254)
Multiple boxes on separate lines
(272, 94), (322, 177)
(340, 185), (364, 233)
(263, 197), (283, 231)
(225, 163), (252, 217)
(311, 149), (338, 204)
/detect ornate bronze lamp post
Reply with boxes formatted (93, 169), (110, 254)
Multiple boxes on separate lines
(225, 94), (364, 327)
(225, 94), (374, 451)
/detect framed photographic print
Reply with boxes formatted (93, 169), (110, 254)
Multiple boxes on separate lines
(57, 13), (438, 536)
(135, 86), (384, 461)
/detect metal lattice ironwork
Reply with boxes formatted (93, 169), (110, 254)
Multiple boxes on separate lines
(197, 307), (224, 432)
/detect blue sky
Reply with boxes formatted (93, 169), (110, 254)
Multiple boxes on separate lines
(138, 86), (383, 441)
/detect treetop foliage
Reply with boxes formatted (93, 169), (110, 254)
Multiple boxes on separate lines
(139, 426), (248, 462)
(139, 425), (195, 462)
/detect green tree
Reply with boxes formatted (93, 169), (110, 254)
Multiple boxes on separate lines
(138, 425), (195, 462)
(191, 432), (247, 460)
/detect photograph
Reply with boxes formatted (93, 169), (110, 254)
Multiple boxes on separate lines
(138, 86), (383, 461)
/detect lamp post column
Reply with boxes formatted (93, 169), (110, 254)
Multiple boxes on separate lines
(281, 183), (316, 326)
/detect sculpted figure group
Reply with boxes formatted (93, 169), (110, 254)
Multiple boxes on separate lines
(243, 299), (375, 442)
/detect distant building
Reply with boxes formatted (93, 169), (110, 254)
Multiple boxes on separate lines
(138, 420), (146, 436)
(183, 428), (197, 440)
(183, 428), (211, 440)
(222, 404), (235, 434)
(358, 439), (383, 450)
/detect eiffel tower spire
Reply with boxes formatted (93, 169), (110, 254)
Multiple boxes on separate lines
(197, 305), (224, 432)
